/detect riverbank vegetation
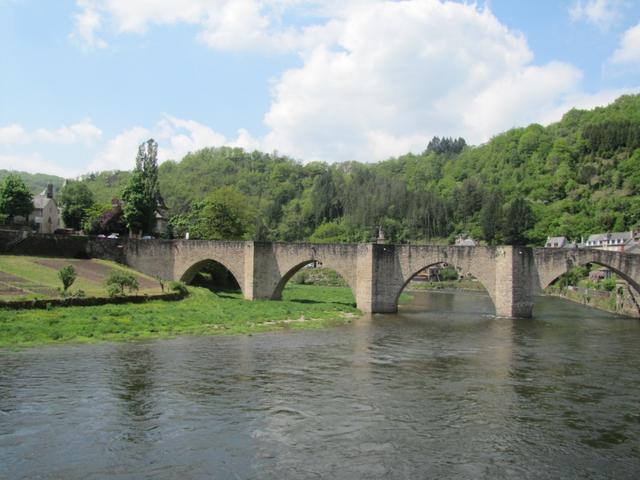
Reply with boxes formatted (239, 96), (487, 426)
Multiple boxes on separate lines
(0, 284), (359, 348)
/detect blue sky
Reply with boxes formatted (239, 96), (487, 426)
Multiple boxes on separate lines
(1, 0), (639, 177)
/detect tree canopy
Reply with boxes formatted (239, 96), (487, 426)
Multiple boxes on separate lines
(59, 181), (95, 230)
(0, 174), (34, 223)
(122, 139), (160, 236)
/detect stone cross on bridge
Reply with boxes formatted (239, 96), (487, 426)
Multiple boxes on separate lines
(5, 235), (640, 318)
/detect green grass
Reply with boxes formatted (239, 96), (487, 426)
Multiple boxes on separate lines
(0, 256), (162, 300)
(0, 284), (360, 348)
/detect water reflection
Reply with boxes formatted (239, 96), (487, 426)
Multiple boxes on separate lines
(1, 291), (639, 479)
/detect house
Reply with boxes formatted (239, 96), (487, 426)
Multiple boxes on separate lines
(584, 232), (635, 252)
(413, 266), (445, 282)
(29, 184), (60, 234)
(544, 236), (579, 249)
(545, 236), (568, 248)
(589, 267), (613, 282)
(152, 194), (170, 236)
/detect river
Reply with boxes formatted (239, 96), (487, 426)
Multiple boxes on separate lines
(1, 290), (639, 479)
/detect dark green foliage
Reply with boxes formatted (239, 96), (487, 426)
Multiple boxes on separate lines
(122, 139), (160, 235)
(0, 174), (34, 223)
(105, 270), (139, 297)
(121, 170), (148, 235)
(58, 265), (76, 293)
(170, 187), (253, 240)
(425, 136), (467, 155)
(59, 181), (95, 230)
(503, 197), (535, 245)
(439, 267), (458, 281)
(169, 281), (189, 296)
(481, 191), (503, 244)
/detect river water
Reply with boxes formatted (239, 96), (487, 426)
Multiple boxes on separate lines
(1, 290), (639, 479)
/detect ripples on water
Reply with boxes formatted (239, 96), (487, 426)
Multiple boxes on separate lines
(1, 291), (639, 479)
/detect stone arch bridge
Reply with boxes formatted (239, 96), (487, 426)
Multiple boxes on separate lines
(5, 235), (640, 318)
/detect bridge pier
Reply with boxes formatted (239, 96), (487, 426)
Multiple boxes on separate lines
(493, 246), (534, 318)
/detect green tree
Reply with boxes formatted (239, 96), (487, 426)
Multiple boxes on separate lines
(502, 197), (536, 245)
(122, 139), (160, 236)
(0, 174), (33, 224)
(105, 270), (139, 297)
(58, 265), (76, 293)
(198, 187), (254, 240)
(82, 203), (112, 234)
(481, 191), (503, 244)
(59, 181), (95, 230)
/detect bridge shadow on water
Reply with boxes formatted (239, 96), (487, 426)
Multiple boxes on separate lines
(288, 298), (356, 307)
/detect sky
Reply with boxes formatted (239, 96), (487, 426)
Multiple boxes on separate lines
(1, 0), (639, 178)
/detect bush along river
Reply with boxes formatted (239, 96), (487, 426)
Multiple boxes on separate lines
(1, 289), (639, 479)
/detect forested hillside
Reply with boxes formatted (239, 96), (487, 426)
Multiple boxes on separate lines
(0, 170), (65, 195)
(62, 94), (640, 244)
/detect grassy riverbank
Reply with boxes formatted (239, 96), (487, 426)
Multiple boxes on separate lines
(0, 284), (360, 348)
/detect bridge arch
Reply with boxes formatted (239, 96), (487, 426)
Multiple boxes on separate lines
(178, 258), (245, 295)
(535, 249), (640, 294)
(392, 259), (495, 313)
(266, 243), (359, 302)
(540, 260), (640, 294)
(271, 259), (357, 301)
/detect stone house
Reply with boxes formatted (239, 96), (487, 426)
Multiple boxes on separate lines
(29, 184), (60, 234)
(152, 195), (169, 236)
(584, 232), (635, 252)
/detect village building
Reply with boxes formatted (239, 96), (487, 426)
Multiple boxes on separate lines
(584, 232), (635, 252)
(545, 236), (567, 248)
(589, 267), (613, 282)
(544, 236), (578, 248)
(152, 194), (170, 237)
(29, 184), (60, 234)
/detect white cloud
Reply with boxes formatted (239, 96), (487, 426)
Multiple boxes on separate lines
(569, 0), (624, 31)
(87, 115), (238, 172)
(61, 0), (637, 169)
(259, 1), (584, 161)
(610, 22), (640, 65)
(87, 126), (151, 172)
(70, 0), (332, 53)
(70, 2), (108, 49)
(0, 120), (102, 145)
(0, 124), (29, 144)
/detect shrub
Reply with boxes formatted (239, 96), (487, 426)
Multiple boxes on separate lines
(58, 265), (77, 294)
(105, 270), (139, 297)
(291, 270), (310, 285)
(169, 281), (189, 296)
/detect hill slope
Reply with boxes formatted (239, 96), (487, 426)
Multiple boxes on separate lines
(6, 94), (640, 245)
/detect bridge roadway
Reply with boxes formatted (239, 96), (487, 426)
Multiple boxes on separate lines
(5, 235), (640, 318)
